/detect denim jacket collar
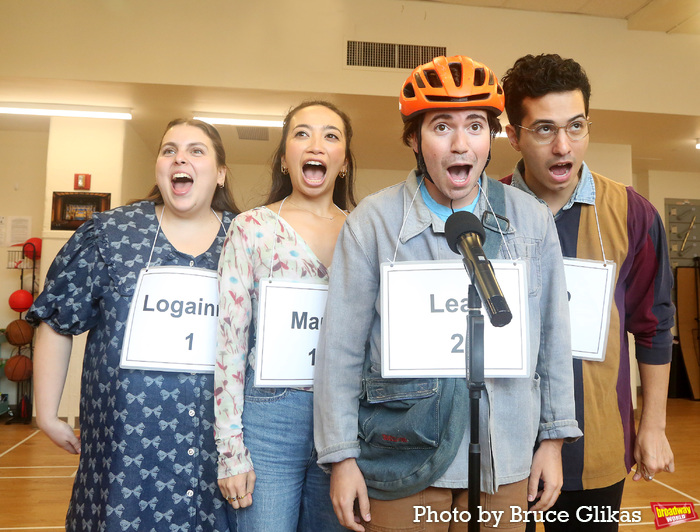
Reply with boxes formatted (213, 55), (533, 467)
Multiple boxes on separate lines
(401, 170), (516, 245)
(399, 170), (439, 244)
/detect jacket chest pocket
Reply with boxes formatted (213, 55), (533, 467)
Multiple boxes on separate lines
(359, 378), (441, 450)
(501, 237), (541, 297)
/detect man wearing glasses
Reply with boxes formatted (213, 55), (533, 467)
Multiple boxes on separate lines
(501, 54), (675, 531)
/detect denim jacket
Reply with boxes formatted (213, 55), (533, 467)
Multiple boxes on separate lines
(314, 171), (581, 499)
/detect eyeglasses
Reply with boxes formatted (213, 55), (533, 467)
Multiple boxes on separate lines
(516, 120), (592, 145)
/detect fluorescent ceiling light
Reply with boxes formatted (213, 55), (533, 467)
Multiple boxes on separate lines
(0, 103), (132, 120)
(194, 114), (284, 128)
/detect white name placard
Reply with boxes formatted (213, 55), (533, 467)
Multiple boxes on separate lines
(255, 280), (328, 387)
(120, 266), (219, 373)
(564, 258), (616, 361)
(380, 259), (530, 378)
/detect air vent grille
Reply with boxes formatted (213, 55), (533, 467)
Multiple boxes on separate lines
(236, 126), (269, 141)
(347, 41), (446, 69)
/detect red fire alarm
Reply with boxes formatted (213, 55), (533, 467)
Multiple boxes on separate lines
(74, 173), (91, 190)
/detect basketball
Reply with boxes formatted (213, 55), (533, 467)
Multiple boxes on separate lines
(5, 319), (34, 346)
(3, 354), (33, 382)
(8, 290), (33, 313)
(23, 238), (42, 260)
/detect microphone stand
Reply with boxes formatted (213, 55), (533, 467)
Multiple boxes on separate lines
(465, 282), (485, 532)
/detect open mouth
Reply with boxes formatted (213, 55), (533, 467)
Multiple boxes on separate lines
(302, 161), (327, 185)
(549, 162), (573, 181)
(171, 172), (194, 194)
(447, 164), (472, 185)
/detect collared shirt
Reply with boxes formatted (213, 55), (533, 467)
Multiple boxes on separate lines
(509, 160), (596, 215)
(504, 162), (675, 491)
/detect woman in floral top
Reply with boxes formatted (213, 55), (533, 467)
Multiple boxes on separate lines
(215, 101), (357, 531)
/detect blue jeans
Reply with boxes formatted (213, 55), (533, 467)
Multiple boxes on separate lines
(227, 370), (343, 532)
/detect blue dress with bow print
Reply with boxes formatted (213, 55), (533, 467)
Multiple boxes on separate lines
(27, 201), (234, 532)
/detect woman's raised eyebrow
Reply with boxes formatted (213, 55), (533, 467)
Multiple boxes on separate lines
(161, 141), (207, 149)
(293, 123), (342, 132)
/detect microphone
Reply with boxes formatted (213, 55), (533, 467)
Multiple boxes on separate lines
(444, 211), (512, 327)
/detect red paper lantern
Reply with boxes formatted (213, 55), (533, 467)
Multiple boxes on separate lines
(9, 290), (33, 313)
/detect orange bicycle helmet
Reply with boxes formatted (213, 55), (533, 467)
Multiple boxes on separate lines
(399, 55), (504, 120)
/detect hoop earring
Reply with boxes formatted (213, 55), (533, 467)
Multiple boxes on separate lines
(281, 163), (289, 175)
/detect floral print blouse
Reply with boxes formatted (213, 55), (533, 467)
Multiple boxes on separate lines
(214, 206), (330, 478)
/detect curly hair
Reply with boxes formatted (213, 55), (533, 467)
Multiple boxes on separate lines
(501, 54), (591, 133)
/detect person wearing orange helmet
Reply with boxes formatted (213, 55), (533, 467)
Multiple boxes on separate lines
(501, 54), (675, 532)
(314, 55), (581, 531)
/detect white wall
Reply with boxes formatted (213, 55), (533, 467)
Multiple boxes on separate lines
(584, 143), (633, 186)
(122, 123), (157, 205)
(2, 0), (700, 116)
(648, 170), (700, 222)
(0, 129), (48, 403)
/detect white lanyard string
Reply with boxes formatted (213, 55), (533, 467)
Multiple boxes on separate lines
(267, 196), (347, 280)
(267, 197), (289, 281)
(146, 206), (224, 270)
(477, 180), (516, 262)
(391, 178), (518, 263)
(390, 177), (424, 264)
(591, 203), (608, 263)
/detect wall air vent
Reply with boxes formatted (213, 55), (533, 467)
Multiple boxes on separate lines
(347, 41), (446, 69)
(236, 126), (269, 141)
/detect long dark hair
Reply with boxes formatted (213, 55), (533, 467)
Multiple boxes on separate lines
(136, 118), (240, 214)
(265, 101), (357, 210)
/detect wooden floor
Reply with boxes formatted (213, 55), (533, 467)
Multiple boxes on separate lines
(0, 399), (698, 531)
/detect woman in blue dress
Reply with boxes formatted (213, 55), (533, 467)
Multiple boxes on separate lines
(28, 118), (239, 531)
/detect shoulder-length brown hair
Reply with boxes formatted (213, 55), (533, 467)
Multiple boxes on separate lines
(135, 118), (240, 214)
(265, 101), (357, 210)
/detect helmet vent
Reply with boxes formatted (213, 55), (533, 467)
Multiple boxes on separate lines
(236, 126), (269, 141)
(424, 70), (442, 88)
(425, 94), (491, 104)
(346, 40), (446, 69)
(403, 83), (416, 99)
(449, 63), (462, 87)
(474, 68), (486, 87)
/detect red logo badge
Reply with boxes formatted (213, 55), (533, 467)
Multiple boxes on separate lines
(650, 502), (698, 529)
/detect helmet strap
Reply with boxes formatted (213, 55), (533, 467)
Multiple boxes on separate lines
(414, 127), (434, 184)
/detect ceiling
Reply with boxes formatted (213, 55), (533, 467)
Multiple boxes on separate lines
(1, 0), (699, 188)
(422, 0), (700, 34)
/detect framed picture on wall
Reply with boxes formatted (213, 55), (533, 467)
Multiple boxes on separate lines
(50, 192), (111, 230)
